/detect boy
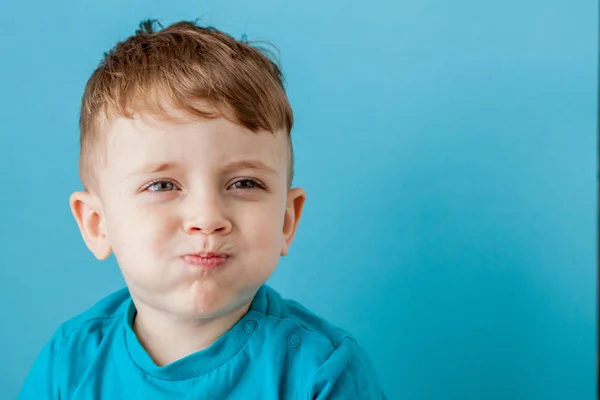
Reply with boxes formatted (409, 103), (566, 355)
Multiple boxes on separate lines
(19, 20), (386, 399)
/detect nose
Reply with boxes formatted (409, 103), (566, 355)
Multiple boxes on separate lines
(182, 193), (233, 236)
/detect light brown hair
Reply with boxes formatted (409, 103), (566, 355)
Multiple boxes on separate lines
(79, 19), (294, 192)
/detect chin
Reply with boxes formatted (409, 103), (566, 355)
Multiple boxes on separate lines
(181, 287), (231, 316)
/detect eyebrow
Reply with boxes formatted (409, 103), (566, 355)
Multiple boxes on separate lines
(127, 160), (278, 178)
(221, 160), (278, 176)
(127, 162), (178, 178)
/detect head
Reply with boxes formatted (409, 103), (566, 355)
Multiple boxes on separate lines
(69, 20), (306, 322)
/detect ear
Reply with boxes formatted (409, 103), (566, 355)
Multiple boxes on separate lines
(69, 191), (112, 260)
(281, 187), (306, 256)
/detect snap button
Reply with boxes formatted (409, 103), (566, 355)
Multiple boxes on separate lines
(287, 333), (301, 348)
(243, 320), (258, 333)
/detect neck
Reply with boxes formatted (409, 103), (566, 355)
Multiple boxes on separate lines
(132, 301), (252, 366)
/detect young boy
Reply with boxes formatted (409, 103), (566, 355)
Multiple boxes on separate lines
(19, 20), (386, 399)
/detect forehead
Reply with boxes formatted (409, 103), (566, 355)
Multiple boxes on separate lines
(102, 114), (288, 176)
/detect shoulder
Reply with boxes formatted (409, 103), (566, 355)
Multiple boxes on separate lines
(43, 286), (131, 361)
(256, 286), (386, 399)
(19, 288), (131, 399)
(258, 285), (351, 352)
(308, 336), (387, 399)
(56, 286), (131, 343)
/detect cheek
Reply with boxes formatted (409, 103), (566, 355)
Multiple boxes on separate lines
(109, 204), (179, 267)
(239, 202), (285, 251)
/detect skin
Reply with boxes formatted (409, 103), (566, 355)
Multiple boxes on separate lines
(69, 109), (306, 366)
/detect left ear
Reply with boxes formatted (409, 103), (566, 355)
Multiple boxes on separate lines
(281, 187), (306, 256)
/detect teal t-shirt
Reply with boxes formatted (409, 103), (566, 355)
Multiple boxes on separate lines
(19, 285), (386, 399)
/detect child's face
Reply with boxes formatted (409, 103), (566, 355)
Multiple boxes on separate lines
(73, 111), (305, 320)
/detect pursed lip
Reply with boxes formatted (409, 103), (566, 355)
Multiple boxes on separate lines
(180, 251), (231, 269)
(187, 251), (230, 258)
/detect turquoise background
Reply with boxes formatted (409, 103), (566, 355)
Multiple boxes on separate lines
(1, 0), (597, 398)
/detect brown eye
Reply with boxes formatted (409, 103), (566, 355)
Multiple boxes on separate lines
(230, 179), (263, 190)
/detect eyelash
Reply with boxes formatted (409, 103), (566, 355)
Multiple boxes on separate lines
(142, 178), (266, 193)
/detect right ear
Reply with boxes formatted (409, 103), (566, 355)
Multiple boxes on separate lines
(69, 191), (112, 260)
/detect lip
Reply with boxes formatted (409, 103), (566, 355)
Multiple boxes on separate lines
(181, 253), (230, 269)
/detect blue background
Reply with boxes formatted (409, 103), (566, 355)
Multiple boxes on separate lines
(1, 0), (597, 398)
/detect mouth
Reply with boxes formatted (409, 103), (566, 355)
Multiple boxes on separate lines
(181, 252), (230, 269)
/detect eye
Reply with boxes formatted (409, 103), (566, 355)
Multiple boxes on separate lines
(145, 180), (177, 192)
(229, 178), (265, 190)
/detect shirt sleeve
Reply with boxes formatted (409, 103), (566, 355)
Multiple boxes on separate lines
(18, 328), (65, 399)
(308, 337), (387, 400)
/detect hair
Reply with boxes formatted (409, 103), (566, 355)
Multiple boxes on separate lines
(79, 19), (294, 193)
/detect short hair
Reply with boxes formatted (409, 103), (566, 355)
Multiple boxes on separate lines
(79, 19), (294, 192)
